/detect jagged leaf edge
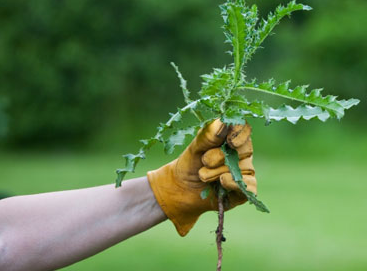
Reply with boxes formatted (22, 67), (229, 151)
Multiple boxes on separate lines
(221, 143), (270, 213)
(164, 125), (200, 154)
(115, 99), (202, 187)
(239, 80), (359, 119)
(171, 62), (191, 104)
(247, 0), (311, 61)
(221, 1), (246, 82)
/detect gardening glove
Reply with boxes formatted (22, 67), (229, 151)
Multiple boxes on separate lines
(199, 124), (257, 207)
(147, 120), (257, 236)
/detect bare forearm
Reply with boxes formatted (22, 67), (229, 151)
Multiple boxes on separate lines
(0, 176), (166, 271)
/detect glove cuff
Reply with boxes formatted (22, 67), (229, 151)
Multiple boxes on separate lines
(147, 163), (213, 236)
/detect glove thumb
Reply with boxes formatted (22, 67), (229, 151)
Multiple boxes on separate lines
(190, 119), (228, 154)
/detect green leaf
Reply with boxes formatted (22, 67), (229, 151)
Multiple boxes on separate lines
(338, 99), (360, 110)
(200, 95), (222, 113)
(170, 65), (206, 122)
(221, 142), (243, 180)
(164, 126), (199, 154)
(268, 104), (330, 124)
(220, 1), (259, 80)
(116, 99), (203, 187)
(239, 80), (360, 119)
(140, 138), (159, 149)
(115, 151), (145, 187)
(221, 107), (246, 126)
(249, 1), (312, 60)
(225, 4), (246, 81)
(221, 143), (270, 213)
(228, 98), (338, 124)
(171, 62), (191, 104)
(227, 98), (270, 122)
(199, 67), (232, 97)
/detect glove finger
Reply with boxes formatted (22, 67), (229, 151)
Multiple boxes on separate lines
(190, 119), (228, 153)
(239, 156), (255, 175)
(220, 173), (257, 195)
(237, 137), (253, 159)
(227, 123), (252, 149)
(199, 165), (227, 182)
(201, 138), (253, 169)
(199, 157), (255, 182)
(201, 148), (224, 169)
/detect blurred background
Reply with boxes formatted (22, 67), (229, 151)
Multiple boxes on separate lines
(0, 0), (366, 270)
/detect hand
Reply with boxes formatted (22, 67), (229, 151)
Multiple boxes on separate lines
(148, 120), (257, 236)
(199, 123), (257, 208)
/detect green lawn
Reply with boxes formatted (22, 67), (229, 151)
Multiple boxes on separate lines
(1, 151), (366, 271)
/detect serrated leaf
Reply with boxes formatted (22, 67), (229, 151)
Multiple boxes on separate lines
(221, 142), (243, 180)
(200, 95), (222, 113)
(268, 104), (330, 123)
(226, 4), (246, 81)
(199, 67), (232, 97)
(115, 151), (145, 187)
(221, 143), (270, 213)
(229, 99), (333, 124)
(164, 126), (199, 154)
(250, 1), (311, 60)
(221, 1), (259, 78)
(240, 80), (360, 119)
(171, 62), (191, 104)
(338, 99), (360, 110)
(221, 107), (246, 125)
(116, 99), (203, 187)
(140, 138), (159, 149)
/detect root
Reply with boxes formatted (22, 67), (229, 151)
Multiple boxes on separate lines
(216, 191), (225, 271)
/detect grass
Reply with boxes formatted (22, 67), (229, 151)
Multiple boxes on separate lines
(0, 148), (366, 271)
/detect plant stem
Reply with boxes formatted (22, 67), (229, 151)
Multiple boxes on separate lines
(216, 187), (225, 271)
(191, 109), (204, 122)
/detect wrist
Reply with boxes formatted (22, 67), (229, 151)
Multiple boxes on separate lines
(147, 164), (216, 236)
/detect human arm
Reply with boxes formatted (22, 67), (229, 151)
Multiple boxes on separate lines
(0, 120), (258, 270)
(0, 176), (166, 271)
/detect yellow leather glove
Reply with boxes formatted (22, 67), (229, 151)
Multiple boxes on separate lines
(147, 120), (257, 236)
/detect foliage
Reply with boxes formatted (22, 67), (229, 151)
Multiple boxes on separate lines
(0, 0), (124, 144)
(115, 0), (359, 214)
(0, 0), (224, 146)
(221, 142), (269, 212)
(0, 97), (8, 137)
(256, 0), (367, 113)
